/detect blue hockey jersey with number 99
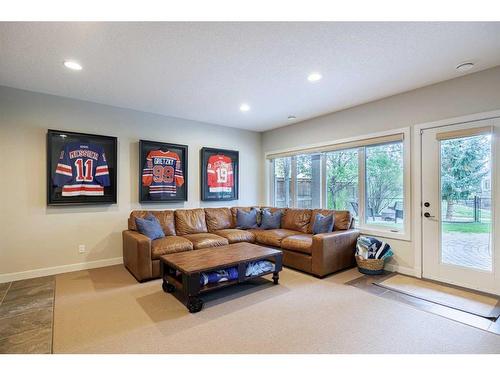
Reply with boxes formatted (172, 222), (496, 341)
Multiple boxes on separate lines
(53, 143), (110, 196)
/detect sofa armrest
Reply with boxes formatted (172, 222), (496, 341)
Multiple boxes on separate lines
(311, 229), (360, 277)
(122, 230), (153, 282)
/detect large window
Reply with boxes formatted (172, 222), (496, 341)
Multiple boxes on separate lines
(272, 154), (321, 208)
(273, 157), (292, 208)
(296, 154), (321, 208)
(270, 133), (407, 237)
(365, 142), (404, 230)
(325, 148), (359, 221)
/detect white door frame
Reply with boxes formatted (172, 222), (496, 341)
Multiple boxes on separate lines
(413, 109), (500, 287)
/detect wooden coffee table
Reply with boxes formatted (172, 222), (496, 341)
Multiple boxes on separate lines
(160, 242), (283, 313)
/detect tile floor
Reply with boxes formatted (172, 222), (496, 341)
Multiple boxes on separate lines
(347, 272), (500, 335)
(0, 276), (55, 354)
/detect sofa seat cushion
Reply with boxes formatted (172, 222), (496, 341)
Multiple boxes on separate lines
(182, 233), (229, 249)
(213, 229), (256, 244)
(151, 236), (193, 260)
(254, 229), (302, 247)
(245, 228), (265, 239)
(281, 234), (313, 255)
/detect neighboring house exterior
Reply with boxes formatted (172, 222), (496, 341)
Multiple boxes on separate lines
(481, 176), (491, 198)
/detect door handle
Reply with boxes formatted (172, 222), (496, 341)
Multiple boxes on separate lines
(423, 212), (435, 218)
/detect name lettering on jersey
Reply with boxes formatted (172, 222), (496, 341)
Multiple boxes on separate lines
(153, 157), (175, 166)
(212, 160), (229, 168)
(69, 149), (99, 160)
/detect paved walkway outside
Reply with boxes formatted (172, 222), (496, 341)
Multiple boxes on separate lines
(442, 232), (492, 271)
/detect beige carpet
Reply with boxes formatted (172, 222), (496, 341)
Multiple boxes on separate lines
(53, 265), (500, 353)
(376, 274), (500, 319)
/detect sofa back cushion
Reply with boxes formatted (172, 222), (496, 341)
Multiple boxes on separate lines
(175, 208), (208, 235)
(260, 206), (285, 214)
(333, 210), (354, 230)
(204, 207), (233, 232)
(308, 209), (353, 232)
(281, 208), (312, 233)
(129, 210), (176, 236)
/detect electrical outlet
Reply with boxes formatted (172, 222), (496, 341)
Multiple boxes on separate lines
(78, 244), (86, 254)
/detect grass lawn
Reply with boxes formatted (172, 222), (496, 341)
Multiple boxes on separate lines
(365, 220), (404, 230)
(441, 201), (491, 222)
(442, 222), (491, 234)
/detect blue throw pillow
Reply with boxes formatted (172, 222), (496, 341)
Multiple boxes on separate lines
(312, 213), (334, 234)
(135, 214), (165, 240)
(236, 208), (259, 229)
(260, 209), (282, 229)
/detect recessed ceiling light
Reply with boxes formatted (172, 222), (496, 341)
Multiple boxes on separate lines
(63, 60), (83, 71)
(288, 115), (297, 121)
(456, 62), (474, 72)
(307, 72), (322, 82)
(239, 103), (250, 112)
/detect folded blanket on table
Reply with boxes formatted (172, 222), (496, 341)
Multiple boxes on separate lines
(200, 267), (239, 286)
(246, 260), (275, 277)
(199, 261), (276, 286)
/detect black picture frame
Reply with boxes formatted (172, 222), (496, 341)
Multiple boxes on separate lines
(200, 147), (239, 201)
(139, 140), (188, 203)
(47, 129), (117, 206)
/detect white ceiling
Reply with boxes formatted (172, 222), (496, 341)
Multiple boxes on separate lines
(1, 22), (500, 132)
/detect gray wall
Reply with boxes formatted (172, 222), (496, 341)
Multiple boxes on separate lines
(0, 86), (262, 278)
(262, 66), (500, 272)
(263, 66), (500, 152)
(3, 65), (500, 279)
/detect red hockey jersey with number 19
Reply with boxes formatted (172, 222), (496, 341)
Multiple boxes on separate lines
(142, 150), (184, 199)
(53, 143), (110, 196)
(207, 154), (233, 193)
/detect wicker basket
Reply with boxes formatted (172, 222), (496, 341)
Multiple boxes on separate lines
(355, 256), (386, 275)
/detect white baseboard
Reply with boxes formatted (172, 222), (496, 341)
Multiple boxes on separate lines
(0, 257), (420, 283)
(384, 263), (421, 278)
(0, 257), (123, 283)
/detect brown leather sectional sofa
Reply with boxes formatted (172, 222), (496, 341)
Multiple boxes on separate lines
(122, 207), (360, 282)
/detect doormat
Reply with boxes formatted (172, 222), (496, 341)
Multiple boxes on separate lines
(374, 274), (500, 320)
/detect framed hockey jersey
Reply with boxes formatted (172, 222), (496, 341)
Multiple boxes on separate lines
(139, 140), (188, 202)
(47, 130), (117, 205)
(200, 147), (239, 201)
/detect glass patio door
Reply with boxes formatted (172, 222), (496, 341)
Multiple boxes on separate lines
(421, 119), (500, 294)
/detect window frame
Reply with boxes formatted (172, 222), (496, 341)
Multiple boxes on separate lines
(268, 128), (411, 241)
(270, 156), (293, 208)
(323, 146), (360, 221)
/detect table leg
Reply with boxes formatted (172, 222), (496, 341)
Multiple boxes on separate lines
(273, 253), (283, 285)
(187, 296), (204, 313)
(162, 280), (175, 293)
(162, 264), (176, 293)
(182, 272), (203, 313)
